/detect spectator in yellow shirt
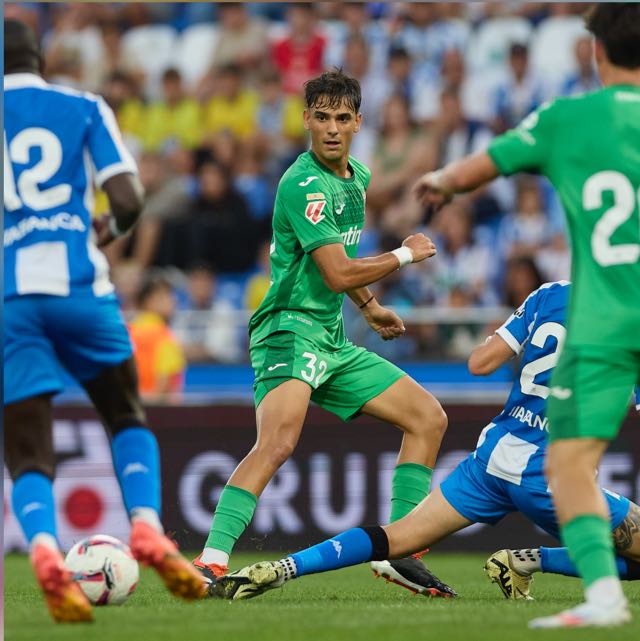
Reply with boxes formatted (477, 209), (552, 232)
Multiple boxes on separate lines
(143, 68), (203, 151)
(129, 273), (185, 401)
(102, 70), (146, 150)
(203, 63), (258, 140)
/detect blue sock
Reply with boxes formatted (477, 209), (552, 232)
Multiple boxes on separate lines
(291, 528), (374, 577)
(541, 546), (629, 578)
(111, 427), (161, 515)
(12, 472), (57, 544)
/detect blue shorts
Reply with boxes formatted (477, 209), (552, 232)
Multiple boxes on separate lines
(4, 295), (133, 405)
(440, 454), (630, 540)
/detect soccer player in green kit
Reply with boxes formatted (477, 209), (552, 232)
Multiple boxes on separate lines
(194, 70), (456, 598)
(412, 4), (640, 628)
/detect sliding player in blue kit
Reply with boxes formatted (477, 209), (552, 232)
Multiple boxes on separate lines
(3, 20), (205, 623)
(210, 281), (640, 602)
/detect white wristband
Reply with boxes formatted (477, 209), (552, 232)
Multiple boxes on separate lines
(391, 246), (413, 268)
(108, 216), (125, 238)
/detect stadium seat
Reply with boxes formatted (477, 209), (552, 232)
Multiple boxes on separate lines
(530, 16), (589, 87)
(121, 25), (178, 98)
(172, 23), (219, 90)
(466, 17), (533, 72)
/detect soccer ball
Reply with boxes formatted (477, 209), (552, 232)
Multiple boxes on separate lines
(65, 534), (139, 605)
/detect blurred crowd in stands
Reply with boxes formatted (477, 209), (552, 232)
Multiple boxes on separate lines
(8, 1), (593, 377)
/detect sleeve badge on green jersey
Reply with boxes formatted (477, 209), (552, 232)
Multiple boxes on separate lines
(305, 200), (327, 225)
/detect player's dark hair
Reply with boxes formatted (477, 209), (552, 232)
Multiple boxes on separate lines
(585, 3), (640, 69)
(4, 19), (43, 74)
(304, 69), (361, 114)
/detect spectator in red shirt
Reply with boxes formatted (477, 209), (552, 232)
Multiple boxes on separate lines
(271, 3), (326, 95)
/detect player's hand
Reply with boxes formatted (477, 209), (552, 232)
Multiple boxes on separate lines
(93, 214), (119, 247)
(413, 171), (453, 213)
(362, 302), (406, 341)
(402, 233), (437, 263)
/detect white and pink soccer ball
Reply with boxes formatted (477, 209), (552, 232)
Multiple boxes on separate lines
(65, 534), (139, 605)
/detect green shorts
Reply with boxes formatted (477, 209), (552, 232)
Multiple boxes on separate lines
(547, 344), (640, 442)
(250, 331), (405, 421)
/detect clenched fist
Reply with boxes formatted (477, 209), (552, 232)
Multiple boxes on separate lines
(402, 233), (437, 263)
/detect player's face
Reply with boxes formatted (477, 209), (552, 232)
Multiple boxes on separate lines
(304, 98), (362, 166)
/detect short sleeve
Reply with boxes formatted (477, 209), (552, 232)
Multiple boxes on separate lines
(495, 288), (542, 354)
(487, 101), (557, 176)
(87, 96), (138, 188)
(280, 177), (343, 253)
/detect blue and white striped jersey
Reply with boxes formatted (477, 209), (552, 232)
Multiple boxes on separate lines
(474, 280), (639, 487)
(474, 281), (569, 487)
(3, 73), (137, 300)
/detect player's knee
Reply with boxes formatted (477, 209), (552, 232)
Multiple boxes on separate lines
(410, 400), (448, 440)
(430, 404), (448, 438)
(255, 439), (297, 470)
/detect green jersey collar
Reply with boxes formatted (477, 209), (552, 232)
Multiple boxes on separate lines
(308, 150), (356, 183)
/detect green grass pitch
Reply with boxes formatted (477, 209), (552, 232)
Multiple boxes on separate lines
(5, 552), (640, 641)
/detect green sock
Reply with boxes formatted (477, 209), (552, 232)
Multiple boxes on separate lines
(205, 485), (257, 555)
(389, 462), (433, 523)
(561, 514), (618, 588)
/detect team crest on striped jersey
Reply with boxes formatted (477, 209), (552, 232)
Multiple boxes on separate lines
(305, 200), (326, 225)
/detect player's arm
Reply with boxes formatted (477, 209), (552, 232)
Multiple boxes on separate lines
(414, 101), (557, 212)
(86, 95), (145, 246)
(346, 287), (406, 341)
(413, 152), (500, 211)
(311, 233), (436, 293)
(95, 173), (145, 246)
(468, 333), (517, 376)
(470, 285), (547, 376)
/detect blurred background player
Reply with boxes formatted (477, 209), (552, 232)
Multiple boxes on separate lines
(193, 69), (455, 597)
(208, 282), (640, 603)
(411, 3), (640, 628)
(3, 19), (204, 622)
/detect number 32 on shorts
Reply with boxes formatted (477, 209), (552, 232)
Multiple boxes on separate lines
(301, 352), (327, 388)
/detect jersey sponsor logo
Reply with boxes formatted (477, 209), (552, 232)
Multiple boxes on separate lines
(267, 363), (288, 372)
(507, 405), (548, 432)
(306, 192), (325, 201)
(335, 203), (346, 215)
(305, 200), (327, 225)
(298, 176), (319, 187)
(341, 225), (362, 247)
(4, 212), (86, 247)
(549, 386), (573, 400)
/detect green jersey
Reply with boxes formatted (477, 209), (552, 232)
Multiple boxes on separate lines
(489, 85), (640, 350)
(249, 151), (371, 350)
